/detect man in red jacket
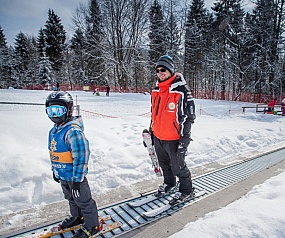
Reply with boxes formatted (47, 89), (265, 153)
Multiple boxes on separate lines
(150, 55), (196, 204)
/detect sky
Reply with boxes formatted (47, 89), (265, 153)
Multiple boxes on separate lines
(0, 89), (284, 237)
(0, 0), (254, 47)
(0, 0), (89, 46)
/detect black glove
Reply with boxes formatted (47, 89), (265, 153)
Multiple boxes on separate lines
(71, 182), (81, 198)
(177, 144), (187, 160)
(179, 135), (191, 148)
(53, 173), (60, 183)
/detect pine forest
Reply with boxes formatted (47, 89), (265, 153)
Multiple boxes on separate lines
(0, 0), (285, 102)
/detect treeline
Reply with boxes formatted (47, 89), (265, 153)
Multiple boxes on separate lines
(0, 0), (284, 100)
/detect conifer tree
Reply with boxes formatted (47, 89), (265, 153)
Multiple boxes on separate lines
(26, 36), (38, 86)
(211, 0), (245, 100)
(0, 26), (10, 88)
(37, 28), (46, 59)
(0, 25), (7, 48)
(43, 9), (66, 74)
(184, 0), (209, 90)
(249, 0), (283, 96)
(38, 52), (54, 86)
(149, 0), (166, 64)
(70, 28), (87, 85)
(163, 0), (182, 60)
(85, 0), (104, 85)
(148, 0), (167, 84)
(14, 32), (30, 87)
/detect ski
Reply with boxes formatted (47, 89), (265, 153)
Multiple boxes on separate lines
(92, 221), (122, 237)
(142, 129), (162, 177)
(38, 221), (122, 238)
(128, 195), (158, 207)
(128, 183), (180, 207)
(36, 215), (111, 238)
(142, 190), (207, 218)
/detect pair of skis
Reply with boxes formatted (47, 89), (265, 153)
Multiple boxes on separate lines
(142, 190), (207, 218)
(34, 215), (121, 238)
(129, 189), (207, 218)
(141, 129), (207, 217)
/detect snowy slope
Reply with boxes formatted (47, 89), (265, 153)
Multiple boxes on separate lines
(0, 89), (284, 236)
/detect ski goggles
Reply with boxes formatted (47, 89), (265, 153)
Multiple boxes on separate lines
(46, 105), (67, 118)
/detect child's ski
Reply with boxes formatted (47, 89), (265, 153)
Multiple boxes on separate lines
(92, 221), (122, 237)
(36, 215), (111, 237)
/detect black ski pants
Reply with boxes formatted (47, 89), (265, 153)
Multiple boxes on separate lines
(154, 136), (193, 195)
(60, 177), (99, 229)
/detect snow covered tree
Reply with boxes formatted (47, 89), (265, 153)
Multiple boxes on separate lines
(43, 9), (66, 75)
(0, 26), (7, 48)
(14, 32), (30, 87)
(148, 0), (167, 84)
(98, 0), (150, 89)
(223, 0), (245, 100)
(70, 28), (87, 85)
(248, 0), (285, 96)
(211, 0), (245, 100)
(38, 52), (54, 86)
(149, 0), (166, 64)
(26, 36), (38, 87)
(37, 28), (46, 59)
(71, 0), (150, 89)
(163, 0), (183, 59)
(0, 25), (11, 88)
(84, 0), (105, 85)
(184, 0), (210, 90)
(12, 33), (39, 87)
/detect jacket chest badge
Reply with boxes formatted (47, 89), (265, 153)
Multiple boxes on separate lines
(50, 138), (57, 152)
(168, 102), (176, 110)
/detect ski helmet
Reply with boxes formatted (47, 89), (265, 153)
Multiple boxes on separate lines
(45, 91), (73, 125)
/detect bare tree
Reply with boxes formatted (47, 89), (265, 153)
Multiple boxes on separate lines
(100, 0), (150, 89)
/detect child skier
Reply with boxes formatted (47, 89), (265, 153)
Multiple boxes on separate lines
(45, 91), (99, 238)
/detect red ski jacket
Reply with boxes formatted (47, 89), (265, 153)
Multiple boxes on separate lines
(150, 73), (196, 145)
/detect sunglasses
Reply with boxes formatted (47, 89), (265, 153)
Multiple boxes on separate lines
(46, 105), (67, 118)
(156, 68), (167, 73)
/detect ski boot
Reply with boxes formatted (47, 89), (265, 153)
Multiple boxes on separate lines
(155, 183), (175, 197)
(60, 216), (84, 229)
(169, 188), (195, 206)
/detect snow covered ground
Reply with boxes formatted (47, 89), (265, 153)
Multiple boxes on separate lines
(170, 171), (285, 238)
(0, 89), (284, 237)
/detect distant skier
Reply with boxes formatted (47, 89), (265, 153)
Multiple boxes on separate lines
(56, 82), (60, 91)
(265, 98), (277, 114)
(93, 88), (100, 96)
(53, 82), (60, 91)
(45, 91), (99, 238)
(149, 55), (196, 204)
(106, 84), (110, 96)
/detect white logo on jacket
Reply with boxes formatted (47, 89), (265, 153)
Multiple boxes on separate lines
(168, 102), (175, 110)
